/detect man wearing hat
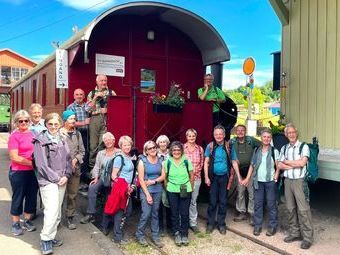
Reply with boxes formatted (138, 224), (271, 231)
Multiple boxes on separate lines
(60, 110), (85, 230)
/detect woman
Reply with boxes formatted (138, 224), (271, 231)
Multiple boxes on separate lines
(8, 110), (38, 236)
(60, 110), (85, 230)
(155, 134), (171, 234)
(107, 135), (135, 245)
(183, 128), (204, 233)
(33, 113), (73, 255)
(136, 141), (165, 248)
(165, 141), (194, 246)
(80, 132), (120, 225)
(243, 128), (279, 237)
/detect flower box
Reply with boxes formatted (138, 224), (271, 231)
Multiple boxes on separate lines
(152, 104), (182, 113)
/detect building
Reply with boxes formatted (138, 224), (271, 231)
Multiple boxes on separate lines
(270, 0), (340, 181)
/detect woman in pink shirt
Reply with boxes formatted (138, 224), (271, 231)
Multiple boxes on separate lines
(8, 110), (38, 236)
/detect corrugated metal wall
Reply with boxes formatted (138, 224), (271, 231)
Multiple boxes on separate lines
(282, 0), (340, 149)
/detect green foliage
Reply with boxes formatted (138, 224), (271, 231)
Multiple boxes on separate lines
(259, 81), (280, 102)
(252, 87), (265, 105)
(225, 90), (246, 105)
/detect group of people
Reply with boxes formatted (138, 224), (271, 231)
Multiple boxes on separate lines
(7, 73), (314, 255)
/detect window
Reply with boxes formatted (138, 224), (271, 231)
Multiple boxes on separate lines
(140, 69), (156, 93)
(32, 80), (37, 103)
(42, 74), (47, 106)
(1, 66), (11, 85)
(12, 67), (21, 81)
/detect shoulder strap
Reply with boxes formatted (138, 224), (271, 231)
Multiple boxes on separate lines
(166, 160), (171, 180)
(299, 142), (306, 155)
(271, 147), (277, 171)
(184, 159), (189, 176)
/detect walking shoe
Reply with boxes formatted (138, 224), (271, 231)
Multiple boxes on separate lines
(300, 240), (312, 249)
(181, 236), (189, 246)
(206, 224), (214, 234)
(190, 225), (200, 234)
(233, 212), (247, 222)
(80, 214), (95, 224)
(23, 219), (36, 232)
(218, 226), (227, 235)
(248, 214), (255, 226)
(101, 227), (109, 236)
(67, 217), (77, 230)
(253, 227), (262, 236)
(153, 239), (164, 248)
(11, 222), (23, 236)
(137, 238), (148, 247)
(174, 232), (182, 246)
(41, 240), (53, 255)
(266, 227), (277, 236)
(284, 235), (303, 243)
(113, 239), (129, 245)
(51, 239), (63, 247)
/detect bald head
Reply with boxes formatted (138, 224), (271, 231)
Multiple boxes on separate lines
(73, 88), (85, 104)
(96, 74), (108, 90)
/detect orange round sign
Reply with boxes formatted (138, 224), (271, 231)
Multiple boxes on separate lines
(243, 57), (255, 75)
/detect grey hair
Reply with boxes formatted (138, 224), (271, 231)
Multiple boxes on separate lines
(29, 103), (43, 112)
(102, 132), (115, 141)
(284, 123), (299, 136)
(143, 140), (157, 156)
(156, 135), (170, 146)
(260, 128), (272, 136)
(169, 141), (184, 157)
(204, 73), (214, 80)
(44, 113), (62, 127)
(118, 135), (133, 148)
(213, 124), (226, 136)
(13, 110), (30, 128)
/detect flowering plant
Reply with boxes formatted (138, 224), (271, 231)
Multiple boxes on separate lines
(149, 82), (185, 108)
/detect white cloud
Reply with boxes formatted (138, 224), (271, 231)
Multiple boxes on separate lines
(55, 0), (116, 11)
(30, 54), (50, 63)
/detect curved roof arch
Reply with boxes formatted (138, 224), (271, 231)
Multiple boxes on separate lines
(83, 1), (230, 65)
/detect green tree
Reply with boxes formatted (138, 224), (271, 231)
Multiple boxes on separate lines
(225, 90), (246, 105)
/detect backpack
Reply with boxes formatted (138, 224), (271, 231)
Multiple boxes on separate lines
(102, 154), (125, 187)
(283, 142), (319, 183)
(166, 159), (190, 181)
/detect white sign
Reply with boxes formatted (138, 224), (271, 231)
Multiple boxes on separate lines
(56, 49), (68, 88)
(96, 53), (125, 77)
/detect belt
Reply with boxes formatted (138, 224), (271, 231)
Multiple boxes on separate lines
(91, 113), (107, 116)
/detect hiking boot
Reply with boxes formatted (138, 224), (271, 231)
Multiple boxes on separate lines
(41, 240), (53, 255)
(300, 240), (312, 249)
(51, 239), (63, 247)
(206, 224), (214, 234)
(80, 214), (95, 224)
(284, 235), (303, 243)
(234, 212), (247, 222)
(266, 227), (277, 236)
(218, 226), (227, 235)
(174, 232), (182, 246)
(190, 225), (200, 234)
(153, 239), (164, 248)
(67, 217), (77, 230)
(181, 236), (189, 246)
(12, 222), (23, 236)
(253, 227), (262, 236)
(137, 238), (148, 247)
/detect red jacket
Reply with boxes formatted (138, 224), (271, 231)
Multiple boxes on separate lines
(104, 178), (128, 215)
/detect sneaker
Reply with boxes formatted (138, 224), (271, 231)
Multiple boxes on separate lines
(266, 227), (277, 236)
(233, 212), (247, 222)
(206, 224), (214, 234)
(153, 239), (164, 248)
(113, 239), (129, 245)
(174, 232), (182, 246)
(300, 240), (312, 249)
(51, 239), (63, 247)
(23, 219), (36, 232)
(218, 226), (226, 235)
(190, 225), (200, 234)
(284, 235), (303, 243)
(41, 240), (53, 255)
(181, 236), (189, 246)
(67, 217), (77, 230)
(137, 238), (148, 247)
(253, 227), (262, 236)
(12, 222), (23, 236)
(80, 214), (95, 224)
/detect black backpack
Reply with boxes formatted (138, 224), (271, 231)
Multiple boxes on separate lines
(102, 154), (125, 187)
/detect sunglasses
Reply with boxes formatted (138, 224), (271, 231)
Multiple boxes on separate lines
(18, 119), (29, 124)
(147, 146), (157, 151)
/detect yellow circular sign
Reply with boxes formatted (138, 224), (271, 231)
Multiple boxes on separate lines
(243, 57), (255, 75)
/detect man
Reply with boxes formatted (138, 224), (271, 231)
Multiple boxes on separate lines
(67, 89), (91, 183)
(277, 123), (313, 249)
(198, 74), (226, 127)
(29, 103), (47, 136)
(204, 125), (231, 235)
(230, 124), (260, 225)
(87, 74), (116, 169)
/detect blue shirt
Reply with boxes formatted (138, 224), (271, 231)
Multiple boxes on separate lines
(67, 101), (90, 123)
(113, 154), (134, 184)
(142, 157), (163, 193)
(29, 119), (47, 136)
(204, 144), (229, 175)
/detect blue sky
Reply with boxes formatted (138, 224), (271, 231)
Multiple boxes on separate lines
(0, 0), (281, 89)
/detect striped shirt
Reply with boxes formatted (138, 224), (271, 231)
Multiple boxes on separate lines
(184, 143), (204, 180)
(278, 140), (309, 179)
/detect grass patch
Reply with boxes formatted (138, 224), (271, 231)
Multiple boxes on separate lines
(122, 241), (153, 255)
(230, 243), (243, 253)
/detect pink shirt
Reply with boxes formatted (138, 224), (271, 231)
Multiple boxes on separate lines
(8, 130), (34, 171)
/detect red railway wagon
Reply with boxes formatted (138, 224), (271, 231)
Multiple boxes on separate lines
(10, 2), (231, 150)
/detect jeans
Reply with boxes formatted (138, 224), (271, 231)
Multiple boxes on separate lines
(189, 179), (201, 227)
(167, 191), (191, 237)
(207, 174), (229, 227)
(254, 181), (278, 229)
(136, 191), (162, 241)
(78, 127), (90, 182)
(86, 178), (108, 214)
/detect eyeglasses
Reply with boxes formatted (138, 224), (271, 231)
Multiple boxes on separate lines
(47, 122), (59, 127)
(172, 149), (181, 152)
(18, 119), (29, 124)
(147, 146), (157, 151)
